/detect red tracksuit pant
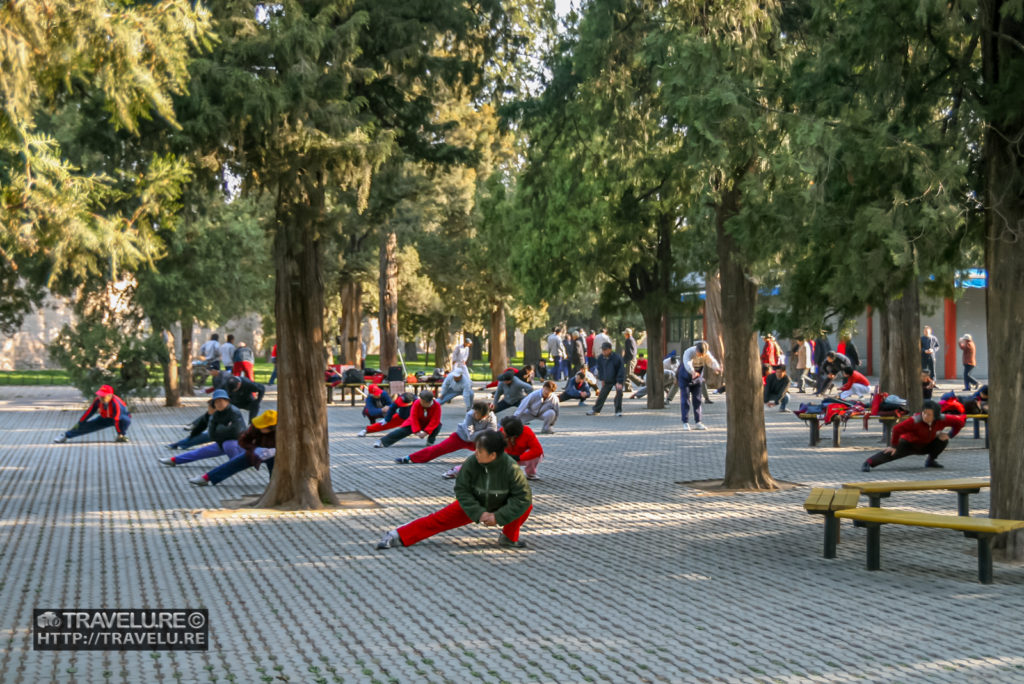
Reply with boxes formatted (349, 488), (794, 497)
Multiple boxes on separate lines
(367, 416), (404, 433)
(232, 361), (254, 381)
(409, 434), (474, 463)
(397, 501), (532, 546)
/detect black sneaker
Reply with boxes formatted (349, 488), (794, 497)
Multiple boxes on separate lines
(860, 461), (872, 472)
(924, 459), (944, 468)
(497, 534), (527, 549)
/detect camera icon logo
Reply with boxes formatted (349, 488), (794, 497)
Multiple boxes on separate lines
(37, 612), (61, 628)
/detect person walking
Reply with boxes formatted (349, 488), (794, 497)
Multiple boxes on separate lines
(200, 334), (221, 371)
(451, 337), (472, 376)
(546, 328), (566, 381)
(569, 330), (587, 376)
(514, 380), (560, 434)
(375, 430), (532, 550)
(861, 400), (965, 472)
(677, 341), (721, 431)
(920, 326), (940, 380)
(268, 343), (278, 385)
(219, 334), (237, 373)
(54, 385), (132, 443)
(622, 328), (640, 391)
(793, 337), (812, 392)
(189, 409), (278, 486)
(959, 334), (979, 390)
(586, 342), (625, 417)
(397, 401), (497, 464)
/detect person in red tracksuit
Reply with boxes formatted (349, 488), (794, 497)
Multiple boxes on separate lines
(358, 393), (415, 437)
(861, 400), (965, 472)
(54, 385), (131, 443)
(373, 390), (442, 448)
(442, 415), (545, 481)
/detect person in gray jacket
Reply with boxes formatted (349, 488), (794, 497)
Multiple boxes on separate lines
(514, 380), (560, 434)
(437, 367), (474, 409)
(396, 401), (497, 464)
(492, 371), (534, 413)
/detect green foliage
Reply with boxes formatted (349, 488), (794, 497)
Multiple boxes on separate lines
(48, 312), (165, 401)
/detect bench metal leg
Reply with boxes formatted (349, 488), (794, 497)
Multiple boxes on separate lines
(327, 386), (334, 404)
(866, 524), (881, 571)
(832, 418), (841, 448)
(956, 490), (980, 518)
(975, 534), (994, 584)
(984, 421), (989, 449)
(809, 420), (819, 447)
(973, 418), (980, 439)
(881, 422), (891, 445)
(824, 513), (839, 559)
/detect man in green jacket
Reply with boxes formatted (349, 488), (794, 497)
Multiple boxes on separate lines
(376, 430), (533, 549)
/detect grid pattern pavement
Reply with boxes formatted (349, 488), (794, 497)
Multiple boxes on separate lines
(0, 384), (1020, 683)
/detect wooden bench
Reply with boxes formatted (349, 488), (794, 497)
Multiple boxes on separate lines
(803, 487), (861, 558)
(964, 413), (989, 448)
(842, 477), (990, 517)
(326, 380), (445, 406)
(833, 507), (1024, 584)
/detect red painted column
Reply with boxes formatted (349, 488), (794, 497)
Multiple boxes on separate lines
(866, 306), (873, 376)
(943, 298), (957, 380)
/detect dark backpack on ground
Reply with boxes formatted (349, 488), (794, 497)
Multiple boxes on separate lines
(342, 368), (365, 384)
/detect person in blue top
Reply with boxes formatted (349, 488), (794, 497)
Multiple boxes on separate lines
(54, 385), (131, 443)
(586, 342), (625, 417)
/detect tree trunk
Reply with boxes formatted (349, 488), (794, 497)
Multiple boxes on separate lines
(162, 328), (181, 407)
(339, 278), (363, 367)
(717, 184), (777, 490)
(704, 270), (726, 390)
(256, 184), (337, 510)
(378, 229), (399, 372)
(489, 302), (508, 379)
(523, 329), (542, 366)
(434, 323), (451, 371)
(982, 0), (1024, 559)
(639, 305), (665, 409)
(878, 301), (891, 392)
(404, 339), (418, 362)
(883, 279), (923, 410)
(506, 320), (517, 361)
(180, 318), (194, 396)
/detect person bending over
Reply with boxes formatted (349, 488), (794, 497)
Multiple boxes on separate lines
(54, 385), (131, 444)
(861, 400), (965, 472)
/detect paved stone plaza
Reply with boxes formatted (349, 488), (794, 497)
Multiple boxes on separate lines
(0, 384), (1020, 683)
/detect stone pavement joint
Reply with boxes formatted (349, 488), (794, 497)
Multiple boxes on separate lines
(0, 384), (1019, 683)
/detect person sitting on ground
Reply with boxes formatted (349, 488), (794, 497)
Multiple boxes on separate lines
(838, 369), (871, 400)
(54, 384), (132, 444)
(376, 429), (533, 550)
(442, 415), (546, 481)
(491, 370), (534, 414)
(358, 392), (415, 436)
(362, 384), (392, 424)
(168, 400), (218, 450)
(860, 399), (965, 472)
(396, 401), (497, 465)
(374, 390), (442, 448)
(437, 367), (474, 410)
(225, 374), (265, 423)
(535, 359), (550, 381)
(514, 379), (560, 434)
(814, 351), (853, 396)
(763, 365), (791, 412)
(921, 370), (936, 400)
(559, 371), (592, 405)
(160, 390), (245, 466)
(587, 342), (626, 417)
(189, 410), (278, 486)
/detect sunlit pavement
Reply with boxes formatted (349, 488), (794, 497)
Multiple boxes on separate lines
(0, 382), (1018, 683)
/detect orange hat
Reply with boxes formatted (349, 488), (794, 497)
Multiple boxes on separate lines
(95, 385), (115, 397)
(368, 384), (382, 396)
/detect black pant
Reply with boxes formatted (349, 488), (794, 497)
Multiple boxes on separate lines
(591, 381), (622, 414)
(963, 364), (978, 390)
(381, 424), (441, 447)
(922, 355), (935, 379)
(867, 438), (948, 468)
(493, 400), (517, 414)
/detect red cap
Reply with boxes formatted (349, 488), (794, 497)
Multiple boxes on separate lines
(368, 384), (382, 397)
(95, 385), (115, 397)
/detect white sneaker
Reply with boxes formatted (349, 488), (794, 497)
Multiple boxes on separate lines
(357, 429), (367, 437)
(695, 422), (708, 430)
(375, 529), (402, 550)
(377, 418), (386, 424)
(188, 475), (210, 487)
(53, 435), (67, 443)
(373, 440), (384, 448)
(442, 467), (459, 480)
(158, 456), (176, 466)
(682, 423), (691, 431)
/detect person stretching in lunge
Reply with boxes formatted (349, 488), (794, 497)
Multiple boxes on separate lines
(514, 379), (559, 434)
(395, 401), (497, 465)
(54, 385), (132, 443)
(442, 416), (545, 481)
(586, 342), (625, 417)
(358, 392), (415, 437)
(159, 390), (245, 466)
(362, 384), (392, 424)
(374, 390), (442, 448)
(860, 400), (965, 472)
(190, 410), (278, 486)
(376, 429), (532, 550)
(559, 371), (592, 406)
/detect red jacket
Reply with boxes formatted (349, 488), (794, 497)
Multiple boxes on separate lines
(503, 425), (543, 462)
(839, 371), (870, 392)
(403, 399), (441, 433)
(891, 413), (965, 447)
(79, 395), (129, 427)
(585, 334), (595, 357)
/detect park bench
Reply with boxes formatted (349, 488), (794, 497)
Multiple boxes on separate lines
(805, 487), (1023, 583)
(797, 411), (866, 448)
(842, 477), (990, 516)
(326, 380), (445, 406)
(964, 413), (989, 448)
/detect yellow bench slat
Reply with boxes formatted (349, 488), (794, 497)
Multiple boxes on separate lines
(834, 508), (1024, 534)
(842, 478), (989, 494)
(830, 489), (860, 510)
(804, 488), (834, 512)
